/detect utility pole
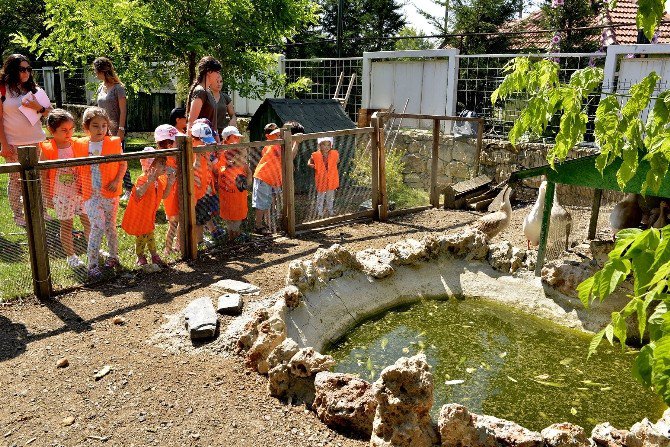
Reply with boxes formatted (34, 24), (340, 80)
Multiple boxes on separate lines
(444, 0), (449, 34)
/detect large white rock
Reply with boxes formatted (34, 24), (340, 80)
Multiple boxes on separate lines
(184, 297), (218, 340)
(313, 372), (376, 437)
(356, 248), (395, 279)
(370, 354), (438, 447)
(541, 422), (589, 447)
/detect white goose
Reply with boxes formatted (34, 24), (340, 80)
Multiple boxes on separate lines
(610, 193), (643, 235)
(523, 181), (572, 250)
(472, 186), (512, 239)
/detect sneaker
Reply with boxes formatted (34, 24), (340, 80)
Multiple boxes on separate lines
(211, 228), (227, 240)
(151, 254), (167, 267)
(137, 255), (148, 266)
(120, 190), (131, 202)
(253, 226), (271, 235)
(66, 255), (84, 269)
(104, 257), (121, 269)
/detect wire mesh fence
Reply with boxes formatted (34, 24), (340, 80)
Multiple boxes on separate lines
(456, 53), (606, 142)
(284, 58), (363, 123)
(0, 170), (34, 300)
(293, 132), (372, 225)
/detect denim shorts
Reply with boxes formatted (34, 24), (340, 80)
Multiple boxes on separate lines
(252, 178), (280, 210)
(195, 194), (219, 225)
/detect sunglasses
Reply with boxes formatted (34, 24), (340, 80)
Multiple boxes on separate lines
(18, 66), (32, 73)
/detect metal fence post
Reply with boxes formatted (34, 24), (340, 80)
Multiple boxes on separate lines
(18, 145), (52, 299)
(371, 113), (380, 221)
(281, 125), (296, 237)
(430, 118), (440, 207)
(535, 181), (555, 276)
(177, 135), (197, 261)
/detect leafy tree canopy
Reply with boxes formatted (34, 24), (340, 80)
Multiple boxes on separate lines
(16, 0), (318, 98)
(394, 26), (436, 51)
(0, 0), (46, 59)
(286, 0), (406, 58)
(539, 0), (600, 52)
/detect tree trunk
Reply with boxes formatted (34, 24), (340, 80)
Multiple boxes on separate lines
(188, 51), (197, 85)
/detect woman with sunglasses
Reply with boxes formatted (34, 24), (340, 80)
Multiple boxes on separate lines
(0, 54), (51, 226)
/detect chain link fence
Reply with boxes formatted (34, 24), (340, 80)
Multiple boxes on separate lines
(284, 58), (363, 123)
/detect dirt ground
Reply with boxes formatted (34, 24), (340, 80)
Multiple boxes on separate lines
(0, 204), (612, 447)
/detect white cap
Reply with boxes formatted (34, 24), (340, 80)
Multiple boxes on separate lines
(221, 126), (243, 141)
(191, 121), (216, 144)
(269, 128), (281, 136)
(140, 147), (156, 172)
(154, 124), (179, 142)
(317, 137), (334, 146)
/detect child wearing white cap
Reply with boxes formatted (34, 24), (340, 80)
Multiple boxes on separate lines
(307, 136), (339, 218)
(121, 147), (176, 267)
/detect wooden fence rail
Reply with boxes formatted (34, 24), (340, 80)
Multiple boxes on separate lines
(7, 113), (469, 300)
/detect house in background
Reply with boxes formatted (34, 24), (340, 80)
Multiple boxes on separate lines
(504, 0), (670, 51)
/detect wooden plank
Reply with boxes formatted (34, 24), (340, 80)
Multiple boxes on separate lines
(588, 189), (603, 240)
(0, 163), (22, 174)
(192, 139), (280, 154)
(295, 211), (374, 231)
(378, 115), (389, 221)
(380, 112), (483, 122)
(371, 114), (381, 221)
(18, 145), (52, 299)
(37, 148), (181, 170)
(281, 125), (296, 237)
(291, 127), (374, 143)
(430, 119), (440, 207)
(535, 181), (555, 276)
(474, 118), (483, 176)
(177, 136), (197, 261)
(443, 175), (492, 209)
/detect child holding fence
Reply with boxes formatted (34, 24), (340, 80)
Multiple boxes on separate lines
(121, 147), (175, 267)
(73, 107), (127, 278)
(307, 137), (339, 218)
(217, 126), (251, 242)
(191, 120), (217, 244)
(152, 124), (181, 255)
(39, 109), (90, 269)
(252, 125), (282, 235)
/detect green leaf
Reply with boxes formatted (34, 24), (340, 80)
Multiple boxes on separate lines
(577, 276), (596, 308)
(621, 72), (660, 120)
(649, 302), (669, 341)
(611, 311), (628, 349)
(605, 323), (615, 345)
(651, 335), (670, 404)
(637, 0), (665, 41)
(588, 328), (607, 359)
(633, 344), (654, 387)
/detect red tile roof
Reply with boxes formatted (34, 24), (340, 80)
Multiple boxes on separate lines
(504, 0), (670, 51)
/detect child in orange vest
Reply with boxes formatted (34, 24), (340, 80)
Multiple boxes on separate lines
(121, 147), (175, 267)
(252, 126), (282, 234)
(191, 120), (217, 244)
(39, 109), (91, 269)
(74, 107), (127, 278)
(217, 126), (251, 241)
(152, 124), (181, 255)
(308, 137), (339, 218)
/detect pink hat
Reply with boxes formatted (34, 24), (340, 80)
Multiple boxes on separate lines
(140, 147), (156, 172)
(154, 124), (179, 142)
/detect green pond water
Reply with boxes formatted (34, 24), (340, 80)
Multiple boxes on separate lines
(326, 298), (666, 432)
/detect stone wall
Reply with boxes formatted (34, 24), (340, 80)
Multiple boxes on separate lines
(392, 129), (619, 206)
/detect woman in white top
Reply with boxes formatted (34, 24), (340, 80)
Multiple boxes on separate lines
(0, 54), (51, 226)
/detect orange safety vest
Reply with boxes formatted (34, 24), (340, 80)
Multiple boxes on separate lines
(121, 174), (167, 236)
(311, 149), (339, 193)
(217, 163), (248, 221)
(73, 136), (123, 200)
(254, 144), (282, 187)
(193, 141), (213, 200)
(163, 156), (179, 218)
(38, 139), (84, 200)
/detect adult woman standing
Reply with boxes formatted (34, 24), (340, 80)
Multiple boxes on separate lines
(0, 54), (51, 226)
(93, 57), (130, 196)
(210, 72), (237, 134)
(186, 56), (222, 141)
